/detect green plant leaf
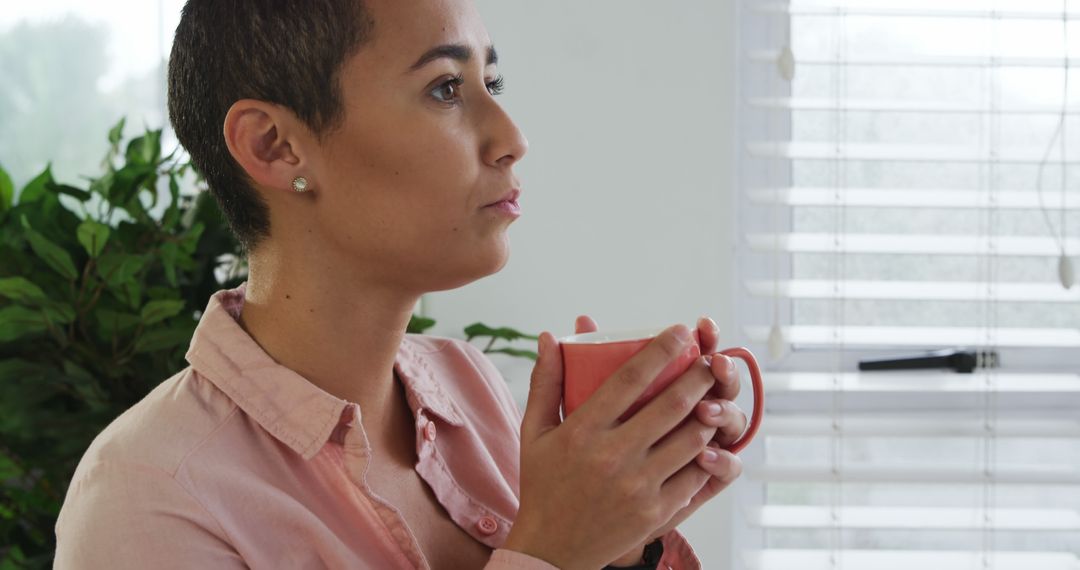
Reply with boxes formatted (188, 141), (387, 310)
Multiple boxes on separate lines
(125, 129), (162, 166)
(109, 163), (155, 207)
(76, 220), (110, 258)
(0, 164), (13, 212)
(41, 301), (76, 325)
(94, 308), (141, 338)
(180, 222), (205, 254)
(463, 322), (539, 342)
(0, 305), (48, 342)
(47, 182), (92, 202)
(108, 117), (126, 147)
(140, 299), (185, 325)
(25, 230), (78, 281)
(96, 253), (148, 287)
(163, 173), (181, 230)
(18, 165), (54, 204)
(0, 277), (47, 304)
(484, 347), (539, 361)
(407, 315), (436, 334)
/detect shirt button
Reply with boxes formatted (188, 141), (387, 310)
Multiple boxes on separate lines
(424, 422), (437, 442)
(476, 516), (498, 536)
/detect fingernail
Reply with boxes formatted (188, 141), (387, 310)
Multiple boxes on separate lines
(702, 355), (713, 368)
(673, 324), (692, 342)
(705, 401), (724, 417)
(702, 448), (719, 463)
(725, 355), (736, 375)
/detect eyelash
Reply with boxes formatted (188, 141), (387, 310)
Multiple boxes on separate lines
(433, 73), (505, 104)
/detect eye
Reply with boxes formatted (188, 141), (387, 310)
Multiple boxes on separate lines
(486, 74), (505, 96)
(430, 73), (506, 104)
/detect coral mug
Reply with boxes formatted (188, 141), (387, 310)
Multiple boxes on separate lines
(559, 327), (764, 454)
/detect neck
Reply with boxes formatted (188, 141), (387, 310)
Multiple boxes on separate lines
(236, 243), (420, 437)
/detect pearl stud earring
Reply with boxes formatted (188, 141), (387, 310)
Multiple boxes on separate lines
(292, 177), (310, 193)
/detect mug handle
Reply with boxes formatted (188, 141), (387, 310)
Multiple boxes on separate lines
(714, 347), (765, 455)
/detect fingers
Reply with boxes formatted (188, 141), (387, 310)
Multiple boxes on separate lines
(707, 353), (741, 402)
(642, 414), (718, 482)
(617, 354), (716, 446)
(575, 315), (599, 335)
(696, 316), (720, 355)
(692, 446), (742, 488)
(522, 332), (565, 440)
(658, 458), (714, 516)
(694, 400), (748, 449)
(573, 325), (696, 429)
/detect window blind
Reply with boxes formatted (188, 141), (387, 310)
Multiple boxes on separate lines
(734, 1), (1080, 569)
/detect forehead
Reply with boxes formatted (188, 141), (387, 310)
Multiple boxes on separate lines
(361, 0), (492, 69)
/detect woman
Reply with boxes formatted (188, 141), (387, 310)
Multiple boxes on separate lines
(53, 0), (747, 568)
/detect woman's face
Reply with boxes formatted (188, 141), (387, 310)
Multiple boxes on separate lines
(304, 0), (528, 294)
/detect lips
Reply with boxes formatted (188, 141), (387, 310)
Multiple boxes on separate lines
(484, 189), (521, 208)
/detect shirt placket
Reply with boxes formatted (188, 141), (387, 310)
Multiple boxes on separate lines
(411, 409), (511, 550)
(337, 405), (427, 570)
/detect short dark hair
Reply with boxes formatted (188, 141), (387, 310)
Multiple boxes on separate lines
(168, 0), (374, 251)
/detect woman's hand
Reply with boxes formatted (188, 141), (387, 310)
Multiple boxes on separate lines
(574, 316), (746, 566)
(503, 318), (746, 570)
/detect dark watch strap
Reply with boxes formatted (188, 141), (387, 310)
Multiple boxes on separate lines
(602, 538), (664, 570)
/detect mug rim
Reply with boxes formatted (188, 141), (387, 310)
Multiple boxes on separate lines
(558, 327), (668, 345)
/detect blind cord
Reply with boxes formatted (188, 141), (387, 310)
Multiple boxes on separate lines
(1035, 0), (1075, 289)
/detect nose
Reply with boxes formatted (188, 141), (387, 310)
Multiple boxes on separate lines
(482, 99), (529, 169)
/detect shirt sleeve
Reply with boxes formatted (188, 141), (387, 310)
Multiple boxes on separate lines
(486, 548), (562, 569)
(658, 529), (702, 570)
(487, 530), (700, 570)
(54, 460), (247, 569)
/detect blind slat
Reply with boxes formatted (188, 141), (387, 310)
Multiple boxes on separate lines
(743, 279), (1080, 302)
(747, 97), (1080, 115)
(746, 188), (1080, 209)
(748, 50), (1079, 69)
(745, 325), (1080, 347)
(761, 415), (1080, 438)
(745, 550), (1080, 570)
(746, 141), (1080, 164)
(753, 2), (1080, 21)
(759, 372), (1080, 394)
(748, 505), (1080, 530)
(748, 465), (1080, 485)
(745, 233), (1079, 257)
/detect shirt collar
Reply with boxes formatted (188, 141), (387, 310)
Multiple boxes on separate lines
(185, 284), (463, 460)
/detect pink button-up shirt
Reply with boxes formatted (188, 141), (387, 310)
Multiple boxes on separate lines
(54, 285), (701, 569)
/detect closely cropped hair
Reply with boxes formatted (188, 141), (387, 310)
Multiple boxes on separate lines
(168, 0), (374, 251)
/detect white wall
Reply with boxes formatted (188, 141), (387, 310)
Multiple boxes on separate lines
(425, 1), (740, 567)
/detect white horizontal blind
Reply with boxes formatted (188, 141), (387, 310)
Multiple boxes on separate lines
(734, 1), (1080, 569)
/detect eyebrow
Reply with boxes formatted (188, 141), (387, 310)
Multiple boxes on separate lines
(407, 43), (498, 73)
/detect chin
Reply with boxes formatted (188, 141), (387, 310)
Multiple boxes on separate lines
(425, 242), (510, 293)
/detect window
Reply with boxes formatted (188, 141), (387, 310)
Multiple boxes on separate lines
(735, 1), (1080, 568)
(0, 1), (185, 190)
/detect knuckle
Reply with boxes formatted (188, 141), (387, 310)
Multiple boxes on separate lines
(618, 366), (647, 390)
(640, 503), (666, 526)
(615, 475), (650, 502)
(716, 453), (744, 484)
(667, 392), (695, 415)
(656, 332), (686, 361)
(563, 422), (591, 451)
(592, 448), (622, 476)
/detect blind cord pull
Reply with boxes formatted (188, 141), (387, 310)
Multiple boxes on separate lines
(857, 349), (1000, 373)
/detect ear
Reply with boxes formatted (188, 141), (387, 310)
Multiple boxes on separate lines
(223, 99), (311, 193)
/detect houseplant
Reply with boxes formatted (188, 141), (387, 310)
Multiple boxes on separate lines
(0, 120), (536, 568)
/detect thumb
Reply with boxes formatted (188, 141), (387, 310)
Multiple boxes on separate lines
(522, 331), (564, 440)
